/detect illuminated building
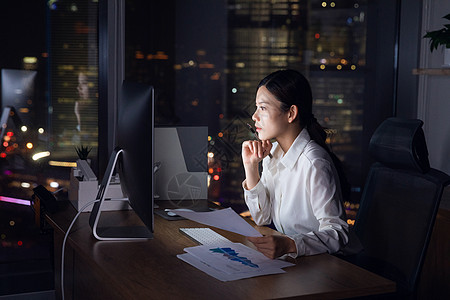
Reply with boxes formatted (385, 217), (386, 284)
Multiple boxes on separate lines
(217, 0), (368, 203)
(123, 0), (368, 205)
(49, 0), (99, 159)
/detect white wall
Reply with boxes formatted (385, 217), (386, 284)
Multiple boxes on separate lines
(418, 0), (450, 174)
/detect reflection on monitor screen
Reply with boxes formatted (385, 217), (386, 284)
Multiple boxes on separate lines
(154, 127), (208, 204)
(1, 69), (37, 127)
(1, 69), (37, 170)
(89, 81), (154, 240)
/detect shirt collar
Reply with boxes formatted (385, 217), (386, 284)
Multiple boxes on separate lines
(269, 129), (311, 171)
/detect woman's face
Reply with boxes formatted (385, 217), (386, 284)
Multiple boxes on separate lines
(77, 72), (89, 99)
(252, 86), (290, 141)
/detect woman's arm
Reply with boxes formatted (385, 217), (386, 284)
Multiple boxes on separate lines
(242, 139), (273, 226)
(242, 140), (271, 189)
(292, 159), (349, 257)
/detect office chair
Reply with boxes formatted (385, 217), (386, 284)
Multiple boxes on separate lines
(349, 117), (450, 299)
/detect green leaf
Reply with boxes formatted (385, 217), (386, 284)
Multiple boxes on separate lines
(423, 14), (450, 52)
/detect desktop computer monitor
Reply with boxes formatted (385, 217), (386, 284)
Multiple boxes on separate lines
(1, 69), (37, 147)
(1, 69), (37, 170)
(1, 69), (37, 126)
(89, 81), (154, 240)
(154, 126), (208, 203)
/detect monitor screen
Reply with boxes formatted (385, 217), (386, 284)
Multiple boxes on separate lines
(1, 69), (37, 127)
(154, 126), (208, 202)
(89, 81), (154, 240)
(1, 69), (37, 169)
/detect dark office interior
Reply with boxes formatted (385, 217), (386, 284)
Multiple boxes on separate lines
(1, 0), (449, 299)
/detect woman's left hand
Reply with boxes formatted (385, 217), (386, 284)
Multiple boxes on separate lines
(247, 235), (297, 259)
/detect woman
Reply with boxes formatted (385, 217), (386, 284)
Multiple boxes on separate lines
(74, 71), (95, 132)
(242, 69), (349, 259)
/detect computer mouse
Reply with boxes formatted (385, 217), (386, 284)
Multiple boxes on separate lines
(165, 208), (193, 217)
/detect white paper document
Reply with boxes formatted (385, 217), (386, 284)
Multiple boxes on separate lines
(177, 242), (295, 281)
(170, 207), (263, 237)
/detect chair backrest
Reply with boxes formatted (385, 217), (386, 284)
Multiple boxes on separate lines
(354, 117), (450, 297)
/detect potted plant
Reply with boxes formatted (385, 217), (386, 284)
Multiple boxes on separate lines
(75, 145), (92, 161)
(423, 13), (450, 67)
(69, 145), (98, 212)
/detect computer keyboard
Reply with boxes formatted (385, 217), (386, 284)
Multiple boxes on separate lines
(179, 227), (231, 245)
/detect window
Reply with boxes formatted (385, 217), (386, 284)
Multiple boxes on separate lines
(0, 0), (99, 200)
(125, 0), (368, 213)
(1, 1), (373, 219)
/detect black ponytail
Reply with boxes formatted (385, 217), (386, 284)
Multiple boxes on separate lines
(305, 115), (327, 150)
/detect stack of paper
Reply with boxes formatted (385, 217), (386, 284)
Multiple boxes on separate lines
(172, 207), (295, 281)
(177, 242), (295, 282)
(169, 207), (263, 237)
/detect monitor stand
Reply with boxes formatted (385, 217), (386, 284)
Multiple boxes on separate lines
(1, 106), (23, 145)
(89, 148), (153, 241)
(0, 107), (10, 140)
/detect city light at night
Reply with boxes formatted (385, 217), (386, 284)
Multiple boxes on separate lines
(32, 151), (50, 161)
(1, 0), (369, 215)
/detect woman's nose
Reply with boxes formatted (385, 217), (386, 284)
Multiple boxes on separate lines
(252, 111), (258, 122)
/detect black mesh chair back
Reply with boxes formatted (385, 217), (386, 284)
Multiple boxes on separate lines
(353, 117), (450, 298)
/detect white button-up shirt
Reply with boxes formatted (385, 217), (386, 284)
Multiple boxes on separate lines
(243, 129), (349, 257)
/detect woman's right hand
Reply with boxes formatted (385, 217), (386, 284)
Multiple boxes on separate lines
(242, 140), (271, 190)
(242, 140), (272, 166)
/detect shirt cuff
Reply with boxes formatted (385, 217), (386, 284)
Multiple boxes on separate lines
(242, 179), (272, 225)
(287, 234), (307, 258)
(242, 178), (265, 194)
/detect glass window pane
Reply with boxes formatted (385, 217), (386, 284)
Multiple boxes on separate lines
(50, 0), (99, 161)
(0, 1), (99, 200)
(125, 0), (368, 212)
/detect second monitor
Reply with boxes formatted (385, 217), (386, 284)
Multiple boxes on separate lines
(154, 126), (208, 202)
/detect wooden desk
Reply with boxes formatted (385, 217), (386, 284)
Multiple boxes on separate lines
(47, 201), (395, 300)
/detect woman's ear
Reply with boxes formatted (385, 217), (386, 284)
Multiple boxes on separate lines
(288, 105), (298, 123)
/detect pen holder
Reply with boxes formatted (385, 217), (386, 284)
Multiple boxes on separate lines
(68, 164), (130, 212)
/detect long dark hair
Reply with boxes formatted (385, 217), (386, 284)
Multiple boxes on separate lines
(257, 69), (351, 201)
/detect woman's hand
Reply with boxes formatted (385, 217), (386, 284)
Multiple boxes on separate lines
(242, 140), (272, 166)
(247, 235), (297, 259)
(242, 140), (272, 190)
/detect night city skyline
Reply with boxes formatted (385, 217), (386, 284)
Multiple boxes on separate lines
(1, 0), (368, 209)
